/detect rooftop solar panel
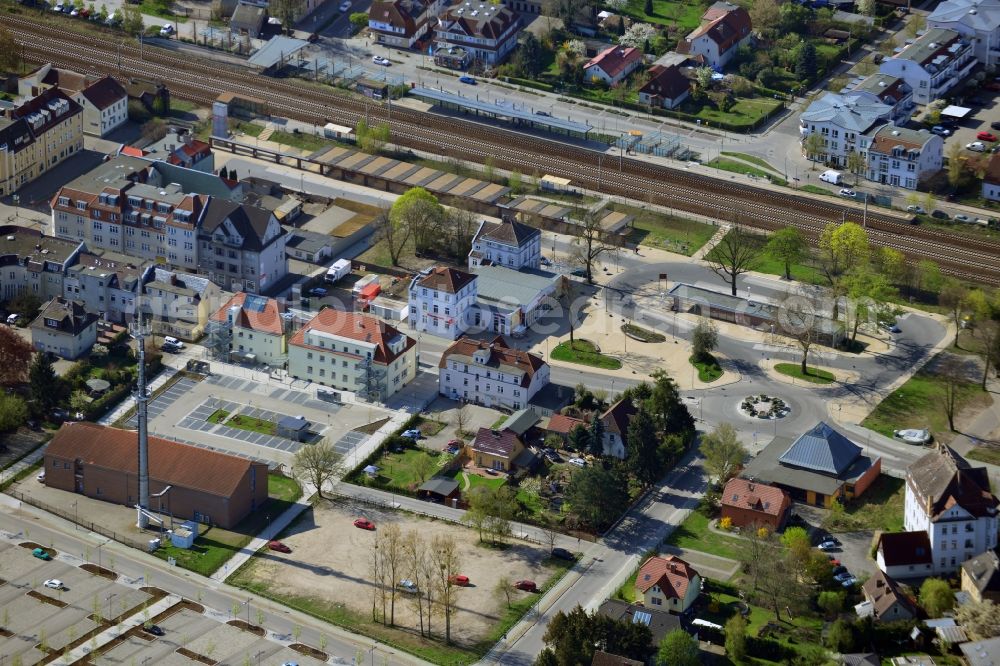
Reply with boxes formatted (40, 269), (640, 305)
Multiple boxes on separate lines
(633, 611), (652, 626)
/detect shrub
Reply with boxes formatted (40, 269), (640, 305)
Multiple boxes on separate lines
(719, 516), (733, 531)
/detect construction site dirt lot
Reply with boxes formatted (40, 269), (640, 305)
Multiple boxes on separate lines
(230, 499), (561, 647)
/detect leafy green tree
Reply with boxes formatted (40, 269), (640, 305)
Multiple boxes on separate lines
(567, 423), (592, 453)
(825, 619), (856, 652)
(565, 465), (630, 529)
(699, 423), (746, 484)
(691, 320), (718, 362)
(749, 0), (780, 38)
(536, 605), (651, 666)
(846, 150), (867, 185)
(390, 187), (444, 258)
(626, 407), (661, 487)
(120, 4), (143, 35)
(766, 227), (806, 280)
(804, 131), (825, 165)
(349, 11), (368, 32)
(647, 370), (695, 437)
(920, 578), (955, 618)
(28, 353), (67, 416)
(588, 415), (605, 457)
(656, 629), (699, 666)
(0, 394), (27, 433)
(724, 614), (747, 663)
(818, 222), (870, 285)
(817, 590), (845, 618)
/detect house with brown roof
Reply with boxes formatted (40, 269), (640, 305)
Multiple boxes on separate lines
(961, 550), (1000, 603)
(439, 335), (549, 410)
(904, 444), (999, 574)
(876, 531), (934, 579)
(368, 0), (443, 49)
(210, 292), (288, 366)
(600, 398), (637, 459)
(43, 422), (269, 529)
(638, 64), (691, 110)
(469, 427), (525, 472)
(591, 651), (643, 666)
(408, 265), (478, 339)
(720, 478), (791, 531)
(30, 297), (98, 360)
(860, 570), (918, 622)
(677, 1), (751, 70)
(288, 309), (416, 402)
(434, 2), (521, 66)
(866, 125), (943, 190)
(544, 413), (588, 441)
(18, 65), (127, 138)
(468, 215), (541, 270)
(584, 46), (643, 86)
(635, 555), (701, 613)
(143, 131), (215, 173)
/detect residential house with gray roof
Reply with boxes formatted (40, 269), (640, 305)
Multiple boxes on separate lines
(879, 28), (975, 105)
(468, 215), (541, 270)
(30, 296), (98, 359)
(799, 92), (893, 169)
(849, 73), (914, 124)
(197, 199), (287, 295)
(0, 225), (84, 303)
(961, 550), (1000, 603)
(929, 0), (1000, 66)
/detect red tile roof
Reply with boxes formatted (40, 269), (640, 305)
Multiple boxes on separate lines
(546, 413), (587, 435)
(416, 266), (476, 294)
(877, 531), (933, 567)
(46, 422), (259, 497)
(210, 292), (286, 336)
(686, 2), (751, 53)
(636, 555), (699, 599)
(289, 309), (413, 365)
(584, 46), (643, 81)
(721, 478), (790, 517)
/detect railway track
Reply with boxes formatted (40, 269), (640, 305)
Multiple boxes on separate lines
(7, 14), (1000, 284)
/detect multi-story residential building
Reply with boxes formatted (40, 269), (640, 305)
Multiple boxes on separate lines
(929, 0), (1000, 67)
(676, 1), (752, 70)
(141, 267), (220, 341)
(904, 444), (999, 574)
(635, 555), (702, 613)
(209, 292), (288, 366)
(799, 92), (891, 168)
(499, 0), (540, 14)
(63, 254), (148, 324)
(434, 2), (521, 66)
(472, 265), (562, 336)
(198, 199), (287, 294)
(438, 335), (549, 410)
(583, 46), (643, 86)
(0, 88), (83, 197)
(0, 225), (84, 303)
(18, 65), (127, 138)
(408, 266), (478, 339)
(288, 309), (416, 402)
(50, 156), (207, 272)
(866, 125), (943, 190)
(879, 28), (975, 105)
(468, 216), (541, 270)
(850, 74), (915, 125)
(30, 296), (98, 359)
(368, 0), (443, 48)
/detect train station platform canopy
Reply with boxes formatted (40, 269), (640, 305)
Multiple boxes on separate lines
(410, 87), (592, 137)
(249, 36), (309, 69)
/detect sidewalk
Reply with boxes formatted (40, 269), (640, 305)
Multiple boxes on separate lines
(0, 446), (47, 486)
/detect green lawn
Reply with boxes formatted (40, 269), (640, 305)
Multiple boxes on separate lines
(862, 363), (990, 440)
(225, 413), (278, 436)
(622, 323), (666, 343)
(798, 184), (830, 196)
(621, 206), (717, 256)
(751, 253), (827, 285)
(663, 511), (744, 561)
(682, 97), (783, 129)
(267, 130), (334, 153)
(967, 446), (1000, 465)
(137, 0), (188, 20)
(368, 448), (449, 492)
(720, 152), (781, 173)
(708, 158), (786, 184)
(822, 475), (904, 533)
(774, 363), (836, 384)
(551, 340), (622, 370)
(690, 354), (723, 382)
(617, 0), (705, 30)
(151, 474), (302, 576)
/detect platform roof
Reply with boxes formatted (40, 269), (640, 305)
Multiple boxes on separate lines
(410, 87), (592, 135)
(248, 36), (309, 68)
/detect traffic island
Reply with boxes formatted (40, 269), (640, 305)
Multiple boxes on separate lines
(689, 353), (723, 382)
(774, 363), (836, 385)
(550, 339), (623, 370)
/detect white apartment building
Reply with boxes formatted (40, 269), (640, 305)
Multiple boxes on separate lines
(368, 0), (443, 48)
(434, 2), (521, 66)
(904, 445), (999, 574)
(209, 292), (288, 366)
(468, 216), (541, 270)
(438, 335), (549, 410)
(63, 255), (147, 324)
(879, 28), (975, 105)
(408, 266), (478, 339)
(29, 297), (98, 360)
(800, 92), (891, 168)
(74, 76), (129, 138)
(866, 125), (944, 190)
(929, 0), (1000, 67)
(677, 1), (752, 70)
(850, 74), (915, 125)
(288, 309), (416, 402)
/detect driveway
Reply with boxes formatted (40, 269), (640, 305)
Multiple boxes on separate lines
(794, 505), (878, 581)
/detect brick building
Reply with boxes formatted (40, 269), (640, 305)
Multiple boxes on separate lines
(720, 477), (792, 531)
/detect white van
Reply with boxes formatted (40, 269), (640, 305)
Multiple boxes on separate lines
(163, 336), (185, 349)
(5, 313), (18, 325)
(819, 170), (843, 185)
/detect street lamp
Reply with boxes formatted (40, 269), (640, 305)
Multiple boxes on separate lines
(106, 593), (117, 621)
(72, 500), (78, 530)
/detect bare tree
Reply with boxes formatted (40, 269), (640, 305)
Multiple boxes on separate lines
(383, 524), (403, 626)
(431, 535), (460, 644)
(452, 403), (470, 437)
(402, 531), (428, 636)
(292, 440), (343, 499)
(372, 206), (410, 267)
(939, 278), (970, 348)
(940, 354), (967, 431)
(707, 226), (761, 296)
(418, 536), (439, 637)
(775, 294), (822, 375)
(369, 533), (384, 622)
(571, 211), (617, 283)
(493, 576), (514, 609)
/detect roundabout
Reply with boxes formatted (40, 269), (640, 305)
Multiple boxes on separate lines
(740, 394), (790, 420)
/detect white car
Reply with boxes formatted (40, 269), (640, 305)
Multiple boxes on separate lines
(401, 429), (421, 440)
(818, 541), (837, 551)
(894, 428), (932, 445)
(43, 579), (62, 590)
(160, 24), (174, 36)
(906, 205), (925, 214)
(398, 579), (418, 593)
(967, 142), (987, 152)
(372, 55), (390, 66)
(339, 0), (351, 10)
(841, 576), (858, 587)
(839, 188), (856, 197)
(568, 457), (587, 467)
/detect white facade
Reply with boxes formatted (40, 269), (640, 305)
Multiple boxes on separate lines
(905, 485), (998, 574)
(984, 179), (1000, 202)
(879, 28), (976, 105)
(74, 92), (128, 138)
(799, 92), (890, 168)
(438, 338), (549, 410)
(866, 126), (944, 190)
(408, 267), (478, 339)
(928, 0), (1000, 67)
(468, 219), (541, 270)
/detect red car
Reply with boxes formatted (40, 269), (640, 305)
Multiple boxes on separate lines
(446, 439), (463, 448)
(829, 558), (841, 567)
(978, 131), (998, 142)
(353, 518), (376, 531)
(514, 580), (537, 592)
(448, 574), (470, 587)
(267, 540), (291, 553)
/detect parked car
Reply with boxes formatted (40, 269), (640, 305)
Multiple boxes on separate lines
(551, 547), (576, 561)
(401, 429), (422, 440)
(448, 574), (470, 586)
(833, 572), (853, 583)
(32, 548), (51, 560)
(839, 188), (856, 198)
(398, 579), (418, 593)
(142, 624), (165, 636)
(955, 214), (973, 223)
(6, 313), (19, 325)
(894, 428), (932, 444)
(540, 256), (552, 266)
(339, 0), (351, 9)
(353, 518), (376, 531)
(308, 287), (328, 297)
(888, 324), (901, 333)
(267, 540), (292, 553)
(832, 566), (847, 576)
(906, 205), (925, 214)
(967, 142), (987, 152)
(534, 111), (551, 117)
(160, 23), (174, 36)
(841, 576), (858, 588)
(930, 126), (951, 136)
(568, 457), (586, 467)
(459, 75), (476, 84)
(163, 336), (184, 349)
(43, 579), (62, 589)
(977, 131), (997, 142)
(514, 580), (537, 592)
(931, 210), (949, 220)
(36, 471), (45, 482)
(372, 55), (390, 66)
